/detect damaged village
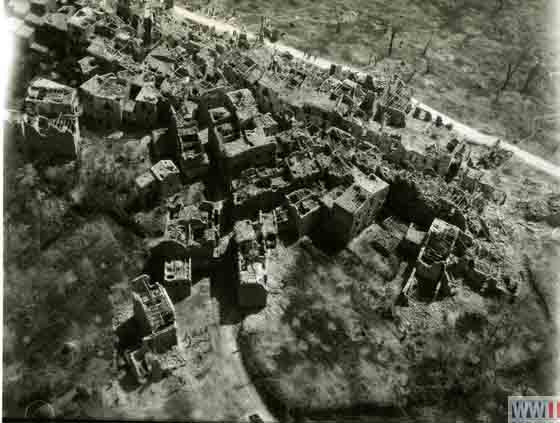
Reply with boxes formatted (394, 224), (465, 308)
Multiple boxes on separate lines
(3, 0), (560, 421)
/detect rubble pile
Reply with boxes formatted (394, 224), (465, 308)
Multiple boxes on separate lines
(519, 193), (560, 227)
(385, 170), (473, 230)
(476, 140), (514, 169)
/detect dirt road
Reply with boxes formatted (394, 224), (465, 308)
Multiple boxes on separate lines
(215, 324), (276, 422)
(172, 6), (560, 180)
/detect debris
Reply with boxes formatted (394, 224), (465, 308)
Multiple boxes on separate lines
(477, 141), (513, 169)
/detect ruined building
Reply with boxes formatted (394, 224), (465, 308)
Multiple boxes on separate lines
(285, 188), (322, 237)
(25, 78), (79, 117)
(134, 169), (158, 208)
(80, 71), (167, 129)
(330, 172), (390, 243)
(402, 216), (515, 301)
(80, 73), (131, 128)
(130, 85), (162, 128)
(385, 170), (472, 230)
(131, 274), (178, 352)
(124, 274), (184, 384)
(163, 258), (192, 301)
(415, 219), (459, 286)
(233, 211), (278, 308)
(402, 218), (468, 301)
(168, 106), (210, 181)
(459, 166), (504, 204)
(286, 150), (322, 186)
(67, 7), (99, 53)
(231, 166), (293, 219)
(150, 199), (222, 271)
(205, 88), (277, 182)
(22, 113), (79, 161)
(373, 75), (412, 128)
(225, 88), (260, 130)
(449, 239), (515, 295)
(176, 125), (210, 180)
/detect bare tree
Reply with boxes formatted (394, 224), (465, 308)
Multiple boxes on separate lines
(494, 20), (535, 101)
(387, 23), (401, 57)
(424, 56), (432, 75)
(334, 7), (342, 34)
(521, 58), (545, 94)
(497, 55), (525, 94)
(405, 57), (423, 83)
(406, 68), (418, 84)
(367, 51), (377, 67)
(422, 30), (435, 57)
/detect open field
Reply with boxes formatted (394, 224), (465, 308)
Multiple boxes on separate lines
(183, 0), (559, 163)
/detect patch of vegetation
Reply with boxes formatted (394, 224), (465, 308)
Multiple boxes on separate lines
(3, 132), (147, 418)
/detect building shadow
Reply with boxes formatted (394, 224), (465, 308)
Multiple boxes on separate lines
(308, 225), (346, 256)
(118, 369), (141, 393)
(115, 317), (142, 351)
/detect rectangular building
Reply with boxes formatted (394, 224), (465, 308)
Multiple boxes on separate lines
(286, 188), (322, 237)
(80, 73), (130, 128)
(131, 274), (178, 353)
(25, 78), (79, 117)
(233, 214), (277, 309)
(331, 172), (389, 243)
(151, 159), (181, 199)
(163, 258), (191, 300)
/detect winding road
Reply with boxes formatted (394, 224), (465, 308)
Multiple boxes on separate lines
(172, 6), (560, 181)
(215, 324), (276, 422)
